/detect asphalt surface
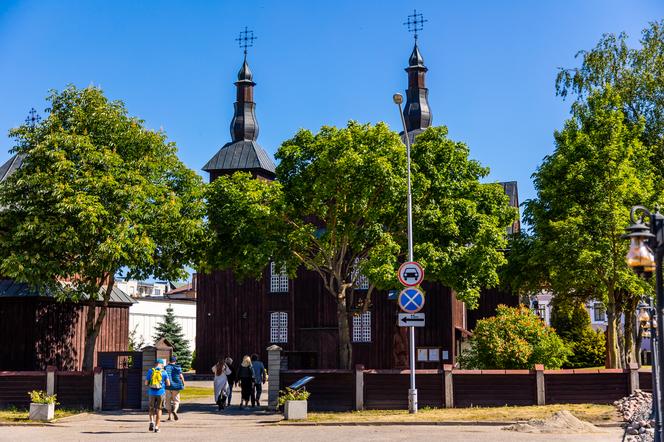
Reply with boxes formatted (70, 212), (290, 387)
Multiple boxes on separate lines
(0, 398), (624, 441)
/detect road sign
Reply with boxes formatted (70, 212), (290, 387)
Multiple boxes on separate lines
(398, 287), (425, 314)
(398, 261), (424, 287)
(398, 313), (425, 327)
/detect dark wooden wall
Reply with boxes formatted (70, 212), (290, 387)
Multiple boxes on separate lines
(0, 298), (129, 371)
(196, 265), (460, 371)
(466, 287), (519, 330)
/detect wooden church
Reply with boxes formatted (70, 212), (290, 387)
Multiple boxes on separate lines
(195, 36), (519, 372)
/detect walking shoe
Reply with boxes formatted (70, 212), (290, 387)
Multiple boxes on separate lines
(154, 427), (160, 433)
(257, 400), (261, 407)
(173, 411), (179, 421)
(149, 422), (154, 432)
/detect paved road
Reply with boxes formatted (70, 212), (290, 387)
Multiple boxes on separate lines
(0, 402), (624, 441)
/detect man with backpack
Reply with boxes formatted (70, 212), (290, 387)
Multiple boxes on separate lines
(164, 355), (185, 421)
(145, 358), (171, 433)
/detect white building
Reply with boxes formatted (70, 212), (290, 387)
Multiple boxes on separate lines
(129, 298), (196, 350)
(116, 279), (169, 298)
(531, 292), (607, 330)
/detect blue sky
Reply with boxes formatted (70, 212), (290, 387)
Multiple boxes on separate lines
(0, 0), (662, 209)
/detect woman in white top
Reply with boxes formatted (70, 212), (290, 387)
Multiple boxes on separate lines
(212, 359), (231, 410)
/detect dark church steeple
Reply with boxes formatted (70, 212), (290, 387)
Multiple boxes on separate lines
(203, 28), (276, 181)
(402, 10), (432, 135)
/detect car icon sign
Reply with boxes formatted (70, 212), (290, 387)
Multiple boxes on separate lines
(403, 268), (419, 281)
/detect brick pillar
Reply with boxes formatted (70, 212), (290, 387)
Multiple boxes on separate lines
(142, 347), (157, 410)
(443, 364), (454, 408)
(535, 364), (545, 405)
(93, 367), (103, 411)
(46, 366), (56, 396)
(355, 365), (364, 411)
(266, 345), (282, 411)
(629, 362), (640, 393)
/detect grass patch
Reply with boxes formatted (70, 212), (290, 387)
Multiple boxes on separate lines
(296, 404), (617, 424)
(0, 407), (85, 423)
(180, 386), (214, 401)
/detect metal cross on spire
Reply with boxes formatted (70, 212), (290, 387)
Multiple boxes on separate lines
(236, 26), (256, 57)
(403, 9), (427, 41)
(25, 108), (41, 129)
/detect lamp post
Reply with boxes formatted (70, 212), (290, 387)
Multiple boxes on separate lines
(393, 92), (418, 414)
(625, 205), (663, 442)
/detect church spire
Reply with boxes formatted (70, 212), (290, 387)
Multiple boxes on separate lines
(402, 10), (432, 133)
(231, 27), (258, 142)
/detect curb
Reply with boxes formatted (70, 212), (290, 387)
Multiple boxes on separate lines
(280, 420), (623, 428)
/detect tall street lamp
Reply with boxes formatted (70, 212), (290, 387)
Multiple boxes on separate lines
(393, 92), (418, 414)
(625, 205), (663, 442)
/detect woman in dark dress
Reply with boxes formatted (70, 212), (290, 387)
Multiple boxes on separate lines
(225, 357), (236, 406)
(237, 355), (255, 408)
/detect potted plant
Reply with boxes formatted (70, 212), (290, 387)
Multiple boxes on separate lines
(278, 387), (310, 420)
(28, 390), (57, 421)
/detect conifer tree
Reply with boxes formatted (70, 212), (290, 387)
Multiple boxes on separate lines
(153, 306), (192, 370)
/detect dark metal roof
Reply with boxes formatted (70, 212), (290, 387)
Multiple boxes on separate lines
(408, 43), (425, 67)
(237, 59), (253, 81)
(0, 279), (134, 305)
(0, 154), (24, 182)
(500, 181), (519, 208)
(202, 140), (276, 174)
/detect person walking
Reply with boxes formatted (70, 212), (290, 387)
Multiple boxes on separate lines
(250, 353), (267, 407)
(165, 355), (185, 421)
(212, 358), (231, 411)
(224, 357), (236, 407)
(145, 358), (170, 433)
(237, 355), (255, 408)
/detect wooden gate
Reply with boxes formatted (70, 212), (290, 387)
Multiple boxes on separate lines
(98, 351), (142, 410)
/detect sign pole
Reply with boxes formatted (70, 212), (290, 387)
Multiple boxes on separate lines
(393, 93), (417, 414)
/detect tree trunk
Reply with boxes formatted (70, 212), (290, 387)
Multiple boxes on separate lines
(606, 297), (622, 369)
(623, 300), (638, 366)
(81, 277), (115, 371)
(336, 294), (352, 369)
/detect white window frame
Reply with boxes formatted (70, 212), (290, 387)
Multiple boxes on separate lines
(352, 311), (372, 343)
(593, 302), (607, 322)
(270, 262), (289, 293)
(270, 311), (288, 343)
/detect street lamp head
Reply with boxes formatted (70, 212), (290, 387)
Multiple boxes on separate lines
(624, 221), (656, 274)
(393, 93), (404, 105)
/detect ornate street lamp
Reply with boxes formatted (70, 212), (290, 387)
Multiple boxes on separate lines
(625, 206), (664, 442)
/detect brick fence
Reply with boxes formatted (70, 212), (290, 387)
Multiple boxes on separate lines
(269, 347), (648, 411)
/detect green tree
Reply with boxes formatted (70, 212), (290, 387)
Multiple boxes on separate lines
(521, 88), (653, 368)
(0, 86), (205, 370)
(153, 306), (192, 370)
(204, 122), (515, 368)
(556, 21), (664, 176)
(458, 305), (571, 369)
(550, 299), (606, 368)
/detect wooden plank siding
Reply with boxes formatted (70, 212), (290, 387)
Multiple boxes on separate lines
(639, 370), (653, 393)
(544, 370), (629, 404)
(0, 298), (129, 371)
(280, 370), (354, 411)
(364, 371), (443, 409)
(453, 372), (536, 407)
(0, 372), (46, 408)
(55, 372), (94, 409)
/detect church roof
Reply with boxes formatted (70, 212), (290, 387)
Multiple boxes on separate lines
(0, 154), (24, 182)
(202, 140), (276, 175)
(408, 43), (425, 68)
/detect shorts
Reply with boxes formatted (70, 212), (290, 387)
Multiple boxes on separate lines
(149, 394), (164, 412)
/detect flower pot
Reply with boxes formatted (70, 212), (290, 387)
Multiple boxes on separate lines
(284, 400), (307, 420)
(29, 402), (55, 421)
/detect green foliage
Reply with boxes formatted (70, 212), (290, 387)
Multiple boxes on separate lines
(128, 325), (145, 352)
(153, 306), (192, 370)
(550, 300), (606, 368)
(278, 387), (310, 406)
(28, 391), (57, 405)
(205, 122), (515, 368)
(0, 86), (205, 369)
(458, 305), (571, 369)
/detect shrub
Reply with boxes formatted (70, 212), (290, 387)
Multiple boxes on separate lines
(459, 305), (571, 369)
(28, 390), (57, 405)
(550, 299), (606, 368)
(277, 387), (310, 406)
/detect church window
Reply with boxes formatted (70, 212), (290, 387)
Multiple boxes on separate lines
(352, 311), (372, 343)
(270, 262), (289, 293)
(270, 311), (288, 343)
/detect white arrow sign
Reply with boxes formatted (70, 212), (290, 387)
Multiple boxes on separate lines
(398, 313), (425, 327)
